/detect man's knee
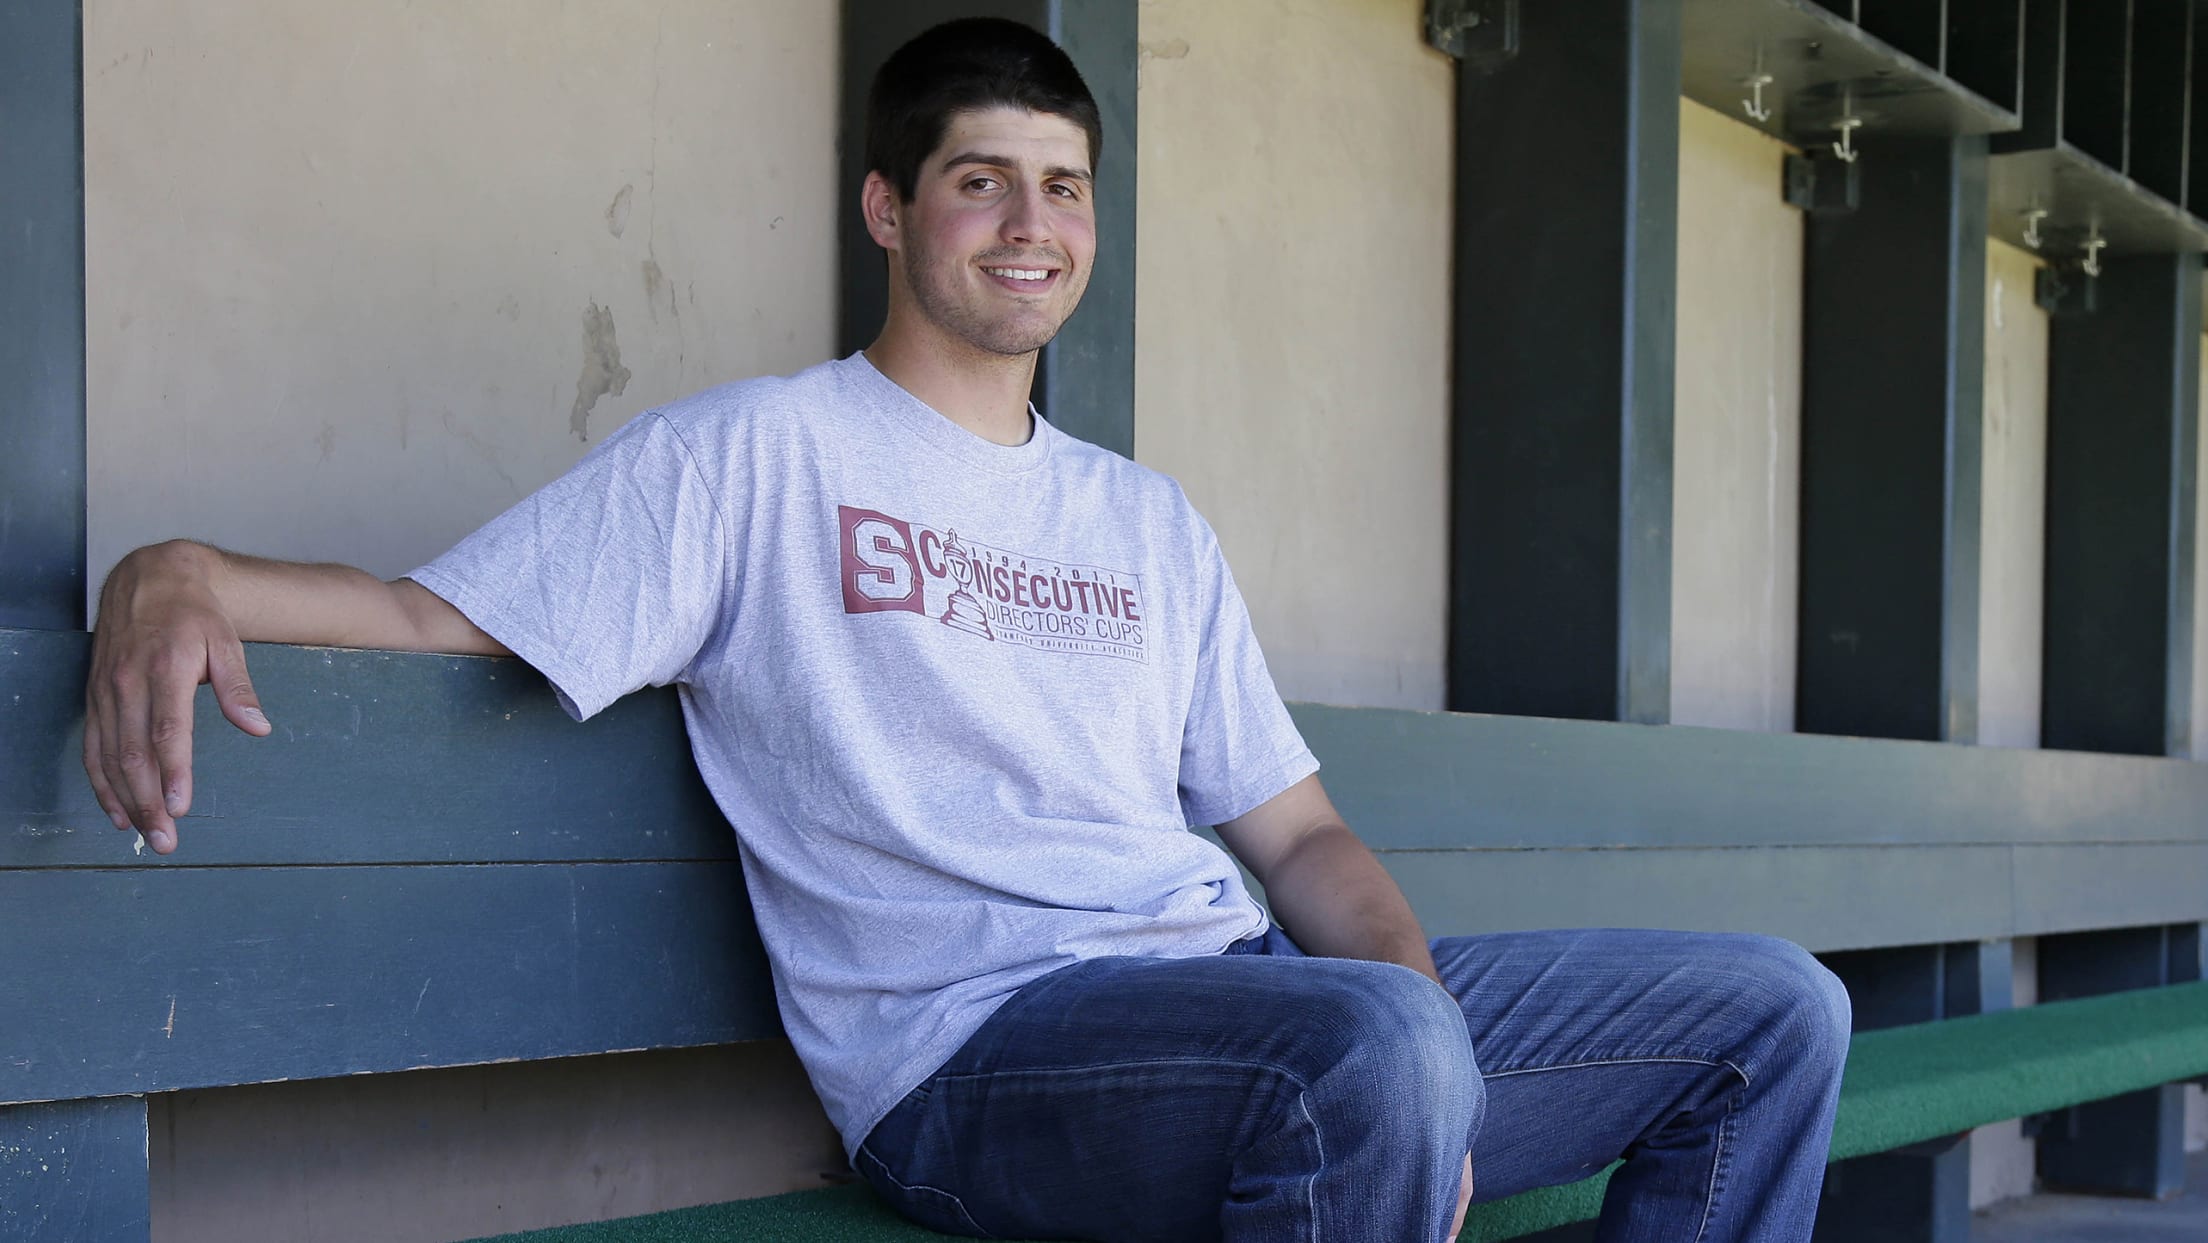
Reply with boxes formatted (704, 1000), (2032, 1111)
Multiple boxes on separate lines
(1735, 934), (1853, 1080)
(1288, 963), (1485, 1149)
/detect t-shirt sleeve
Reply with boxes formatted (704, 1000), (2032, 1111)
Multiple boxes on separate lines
(1176, 518), (1320, 827)
(406, 411), (728, 721)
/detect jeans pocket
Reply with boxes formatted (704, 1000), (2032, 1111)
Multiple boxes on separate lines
(855, 1142), (994, 1239)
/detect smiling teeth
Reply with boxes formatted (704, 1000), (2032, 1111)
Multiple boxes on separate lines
(985, 267), (1050, 281)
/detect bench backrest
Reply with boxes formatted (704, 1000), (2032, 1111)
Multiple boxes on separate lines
(5, 628), (770, 1109)
(8, 626), (2207, 1107)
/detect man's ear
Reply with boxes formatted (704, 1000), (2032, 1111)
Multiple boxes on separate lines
(861, 171), (901, 252)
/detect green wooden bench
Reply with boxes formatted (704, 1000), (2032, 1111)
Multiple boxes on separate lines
(6, 627), (2206, 1242)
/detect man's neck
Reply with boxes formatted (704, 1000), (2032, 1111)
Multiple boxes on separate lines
(863, 326), (1037, 447)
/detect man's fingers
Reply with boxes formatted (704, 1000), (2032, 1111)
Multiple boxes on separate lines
(95, 674), (140, 835)
(81, 709), (132, 831)
(85, 622), (135, 831)
(208, 636), (271, 736)
(146, 647), (199, 823)
(106, 670), (178, 852)
(1447, 1154), (1474, 1242)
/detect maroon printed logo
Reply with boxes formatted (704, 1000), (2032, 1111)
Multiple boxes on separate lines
(835, 504), (1148, 662)
(839, 507), (926, 616)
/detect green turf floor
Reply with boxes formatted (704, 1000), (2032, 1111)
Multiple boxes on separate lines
(472, 980), (2208, 1243)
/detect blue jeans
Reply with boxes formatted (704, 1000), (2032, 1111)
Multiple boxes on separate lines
(856, 926), (1851, 1241)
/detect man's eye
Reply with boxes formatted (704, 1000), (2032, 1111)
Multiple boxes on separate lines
(965, 177), (1000, 192)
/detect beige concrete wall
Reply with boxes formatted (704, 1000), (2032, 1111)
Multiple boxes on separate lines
(1133, 0), (1455, 710)
(1965, 251), (2052, 1209)
(84, 0), (838, 602)
(1978, 241), (2049, 750)
(149, 1046), (845, 1243)
(85, 2), (843, 1238)
(1669, 100), (1803, 732)
(1129, 21), (1822, 728)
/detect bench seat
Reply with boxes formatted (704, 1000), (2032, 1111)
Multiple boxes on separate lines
(471, 980), (2208, 1243)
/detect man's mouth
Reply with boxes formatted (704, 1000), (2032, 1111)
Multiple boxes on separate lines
(981, 265), (1060, 289)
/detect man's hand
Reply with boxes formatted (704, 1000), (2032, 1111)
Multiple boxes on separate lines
(85, 541), (271, 854)
(83, 540), (507, 854)
(1449, 1152), (1474, 1240)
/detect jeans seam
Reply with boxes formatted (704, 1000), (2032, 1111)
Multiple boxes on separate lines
(1297, 1090), (1324, 1243)
(856, 1142), (995, 1239)
(932, 1055), (1314, 1093)
(1480, 1054), (1751, 1090)
(1691, 1099), (1737, 1243)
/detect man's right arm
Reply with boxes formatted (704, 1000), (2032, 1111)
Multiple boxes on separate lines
(84, 539), (509, 854)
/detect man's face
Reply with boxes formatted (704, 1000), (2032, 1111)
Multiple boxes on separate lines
(880, 106), (1097, 357)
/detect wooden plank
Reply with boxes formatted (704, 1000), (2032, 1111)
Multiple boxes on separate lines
(1796, 134), (1989, 744)
(2, 629), (735, 867)
(2042, 253), (2203, 757)
(1378, 845), (2019, 953)
(0, 1097), (149, 1243)
(1446, 0), (1679, 724)
(1287, 702), (2208, 850)
(1387, 842), (2204, 956)
(2012, 844), (2208, 934)
(0, 1), (87, 631)
(14, 631), (2208, 867)
(0, 863), (778, 1106)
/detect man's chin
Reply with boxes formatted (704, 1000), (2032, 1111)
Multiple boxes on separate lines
(970, 318), (1070, 358)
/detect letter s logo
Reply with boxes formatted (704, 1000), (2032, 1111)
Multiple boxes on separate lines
(838, 505), (927, 616)
(852, 520), (914, 601)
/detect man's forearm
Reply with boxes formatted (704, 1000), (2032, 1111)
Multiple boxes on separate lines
(1258, 822), (1442, 984)
(125, 540), (502, 655)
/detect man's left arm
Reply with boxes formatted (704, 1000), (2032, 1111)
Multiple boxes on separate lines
(1216, 772), (1476, 1234)
(1213, 773), (1441, 985)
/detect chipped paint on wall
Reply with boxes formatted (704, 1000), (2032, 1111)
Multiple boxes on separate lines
(569, 302), (632, 443)
(604, 184), (633, 239)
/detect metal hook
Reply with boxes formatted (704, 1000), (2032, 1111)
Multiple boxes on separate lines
(2082, 230), (2107, 278)
(2020, 207), (2048, 251)
(1832, 115), (1863, 164)
(1742, 48), (1773, 123)
(1743, 73), (1774, 123)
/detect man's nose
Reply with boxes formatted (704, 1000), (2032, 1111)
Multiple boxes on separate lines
(999, 184), (1054, 245)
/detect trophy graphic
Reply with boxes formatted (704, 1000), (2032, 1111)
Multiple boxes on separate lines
(937, 531), (995, 640)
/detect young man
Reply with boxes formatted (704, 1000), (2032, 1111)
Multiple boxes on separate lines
(84, 19), (1848, 1241)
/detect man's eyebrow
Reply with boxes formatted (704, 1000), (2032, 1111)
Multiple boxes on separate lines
(938, 151), (1094, 183)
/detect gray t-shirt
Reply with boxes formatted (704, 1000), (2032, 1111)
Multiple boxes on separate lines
(410, 353), (1318, 1152)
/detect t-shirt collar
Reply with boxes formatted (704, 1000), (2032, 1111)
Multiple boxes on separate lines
(842, 351), (1056, 476)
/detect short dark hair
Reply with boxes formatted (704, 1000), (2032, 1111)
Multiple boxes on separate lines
(865, 18), (1102, 202)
